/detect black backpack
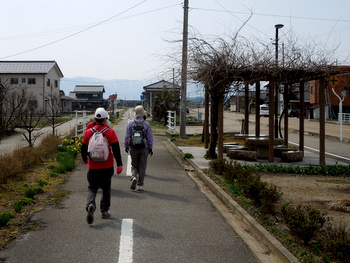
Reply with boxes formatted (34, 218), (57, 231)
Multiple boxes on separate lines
(130, 120), (146, 148)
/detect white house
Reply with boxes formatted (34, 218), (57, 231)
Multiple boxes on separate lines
(0, 61), (64, 112)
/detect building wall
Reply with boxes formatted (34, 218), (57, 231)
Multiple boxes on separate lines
(0, 69), (61, 112)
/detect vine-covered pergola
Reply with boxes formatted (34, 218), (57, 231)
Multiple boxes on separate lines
(187, 36), (347, 164)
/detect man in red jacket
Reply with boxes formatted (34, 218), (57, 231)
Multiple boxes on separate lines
(81, 107), (123, 224)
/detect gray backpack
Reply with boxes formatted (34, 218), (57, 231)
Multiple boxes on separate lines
(130, 120), (146, 148)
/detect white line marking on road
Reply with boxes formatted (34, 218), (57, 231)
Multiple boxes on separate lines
(289, 141), (350, 163)
(118, 218), (133, 263)
(126, 155), (132, 176)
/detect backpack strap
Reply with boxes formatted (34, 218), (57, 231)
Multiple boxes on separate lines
(90, 127), (109, 133)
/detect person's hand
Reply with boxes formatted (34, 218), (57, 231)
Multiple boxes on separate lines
(149, 148), (153, 156)
(125, 147), (129, 153)
(116, 166), (123, 174)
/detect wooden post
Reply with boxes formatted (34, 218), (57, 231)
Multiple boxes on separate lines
(244, 82), (249, 134)
(319, 78), (326, 164)
(255, 81), (261, 137)
(299, 81), (305, 156)
(269, 80), (275, 162)
(283, 83), (288, 146)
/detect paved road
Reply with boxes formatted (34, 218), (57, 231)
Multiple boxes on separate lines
(185, 109), (350, 164)
(0, 109), (258, 263)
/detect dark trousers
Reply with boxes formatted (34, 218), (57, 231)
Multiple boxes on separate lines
(130, 147), (149, 186)
(86, 167), (114, 213)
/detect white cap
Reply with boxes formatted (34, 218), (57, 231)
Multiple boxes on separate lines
(94, 107), (108, 119)
(135, 105), (146, 118)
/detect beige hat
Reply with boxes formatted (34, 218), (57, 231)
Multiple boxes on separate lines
(135, 105), (146, 118)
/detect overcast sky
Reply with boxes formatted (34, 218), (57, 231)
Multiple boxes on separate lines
(1, 0), (350, 83)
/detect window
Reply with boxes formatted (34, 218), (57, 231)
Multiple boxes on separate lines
(55, 80), (58, 87)
(28, 78), (36, 84)
(10, 78), (18, 84)
(22, 78), (26, 83)
(46, 79), (51, 87)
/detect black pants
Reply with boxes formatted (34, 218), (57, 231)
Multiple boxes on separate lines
(86, 167), (114, 213)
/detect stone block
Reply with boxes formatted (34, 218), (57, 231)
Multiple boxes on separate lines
(281, 151), (303, 162)
(228, 149), (257, 161)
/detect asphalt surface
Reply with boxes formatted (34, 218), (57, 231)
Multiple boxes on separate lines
(0, 109), (259, 263)
(1, 109), (349, 263)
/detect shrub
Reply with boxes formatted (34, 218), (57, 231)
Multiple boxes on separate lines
(209, 158), (227, 175)
(182, 153), (194, 159)
(0, 212), (13, 227)
(25, 188), (36, 198)
(37, 179), (48, 187)
(54, 152), (75, 173)
(318, 222), (350, 263)
(17, 197), (34, 206)
(13, 147), (40, 169)
(13, 202), (23, 212)
(259, 183), (282, 216)
(49, 171), (60, 178)
(281, 204), (327, 245)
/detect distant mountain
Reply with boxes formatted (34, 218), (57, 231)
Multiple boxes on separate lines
(60, 76), (156, 100)
(60, 76), (205, 101)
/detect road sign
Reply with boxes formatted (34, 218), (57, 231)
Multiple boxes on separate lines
(328, 75), (339, 88)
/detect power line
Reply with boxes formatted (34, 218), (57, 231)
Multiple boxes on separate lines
(192, 7), (350, 23)
(0, 0), (150, 59)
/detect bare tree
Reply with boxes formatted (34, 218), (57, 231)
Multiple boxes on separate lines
(18, 93), (47, 147)
(0, 83), (29, 143)
(44, 85), (65, 135)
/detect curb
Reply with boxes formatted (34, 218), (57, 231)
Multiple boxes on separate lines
(165, 138), (299, 263)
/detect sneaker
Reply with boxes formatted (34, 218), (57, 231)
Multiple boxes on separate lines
(101, 211), (111, 219)
(86, 204), (95, 224)
(137, 185), (143, 191)
(130, 177), (137, 190)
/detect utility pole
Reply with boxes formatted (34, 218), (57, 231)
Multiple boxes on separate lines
(274, 24), (283, 138)
(179, 0), (189, 138)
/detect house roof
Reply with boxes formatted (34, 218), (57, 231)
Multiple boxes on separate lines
(0, 61), (64, 77)
(73, 85), (105, 93)
(143, 80), (181, 91)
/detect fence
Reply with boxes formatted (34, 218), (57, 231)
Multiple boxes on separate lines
(75, 110), (88, 137)
(167, 110), (176, 134)
(338, 113), (350, 123)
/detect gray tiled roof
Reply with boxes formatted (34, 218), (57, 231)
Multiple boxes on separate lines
(74, 85), (105, 93)
(0, 61), (60, 74)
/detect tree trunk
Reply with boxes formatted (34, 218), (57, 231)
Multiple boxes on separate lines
(218, 94), (224, 159)
(208, 95), (219, 159)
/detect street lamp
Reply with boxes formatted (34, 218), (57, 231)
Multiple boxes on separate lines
(275, 24), (284, 138)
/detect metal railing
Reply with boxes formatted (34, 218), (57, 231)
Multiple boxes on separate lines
(167, 110), (176, 134)
(75, 110), (88, 137)
(338, 113), (350, 123)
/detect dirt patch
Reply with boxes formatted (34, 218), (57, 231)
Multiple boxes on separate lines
(261, 174), (350, 228)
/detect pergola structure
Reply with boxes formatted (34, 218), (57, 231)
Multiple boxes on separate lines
(201, 66), (350, 164)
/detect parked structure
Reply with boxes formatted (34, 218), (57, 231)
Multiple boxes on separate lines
(69, 85), (107, 111)
(0, 61), (64, 113)
(309, 67), (350, 119)
(142, 80), (181, 116)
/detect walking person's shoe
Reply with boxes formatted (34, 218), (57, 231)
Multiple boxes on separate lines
(86, 204), (95, 224)
(101, 211), (111, 219)
(137, 185), (143, 192)
(130, 177), (137, 190)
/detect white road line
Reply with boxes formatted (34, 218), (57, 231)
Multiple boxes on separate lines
(118, 218), (134, 263)
(289, 141), (350, 162)
(126, 155), (132, 176)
